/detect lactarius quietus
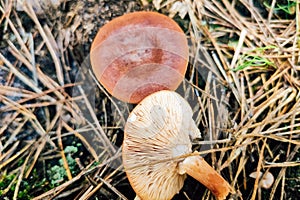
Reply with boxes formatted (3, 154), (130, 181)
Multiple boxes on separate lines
(90, 11), (189, 103)
(122, 90), (232, 200)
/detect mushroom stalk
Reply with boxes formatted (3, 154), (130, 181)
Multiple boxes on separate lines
(178, 153), (232, 200)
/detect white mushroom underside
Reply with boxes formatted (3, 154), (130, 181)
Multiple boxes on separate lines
(122, 90), (201, 200)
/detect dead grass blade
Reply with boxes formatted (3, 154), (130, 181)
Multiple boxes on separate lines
(23, 1), (64, 85)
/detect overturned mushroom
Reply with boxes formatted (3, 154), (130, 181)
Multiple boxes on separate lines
(90, 11), (189, 103)
(122, 90), (232, 200)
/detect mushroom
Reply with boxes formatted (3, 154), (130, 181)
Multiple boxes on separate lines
(90, 11), (189, 103)
(122, 90), (232, 200)
(249, 171), (274, 189)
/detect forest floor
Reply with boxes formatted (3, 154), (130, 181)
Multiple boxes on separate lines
(0, 0), (300, 199)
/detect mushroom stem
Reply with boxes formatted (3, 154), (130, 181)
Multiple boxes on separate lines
(178, 153), (232, 200)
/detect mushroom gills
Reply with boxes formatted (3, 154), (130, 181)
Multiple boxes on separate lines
(122, 90), (232, 200)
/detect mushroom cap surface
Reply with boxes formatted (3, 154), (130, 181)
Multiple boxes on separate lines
(122, 90), (200, 200)
(90, 11), (189, 103)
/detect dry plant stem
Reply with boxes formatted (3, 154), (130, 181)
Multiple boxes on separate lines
(23, 2), (64, 85)
(179, 154), (232, 200)
(62, 121), (99, 161)
(57, 117), (73, 180)
(0, 142), (32, 171)
(270, 145), (300, 199)
(77, 85), (116, 156)
(251, 138), (267, 200)
(81, 165), (123, 200)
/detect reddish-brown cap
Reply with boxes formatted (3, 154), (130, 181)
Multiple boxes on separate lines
(90, 11), (189, 103)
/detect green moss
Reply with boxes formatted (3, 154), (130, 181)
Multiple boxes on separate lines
(47, 146), (80, 187)
(0, 173), (16, 190)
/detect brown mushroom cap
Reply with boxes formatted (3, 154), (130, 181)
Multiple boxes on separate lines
(90, 11), (189, 103)
(122, 90), (201, 200)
